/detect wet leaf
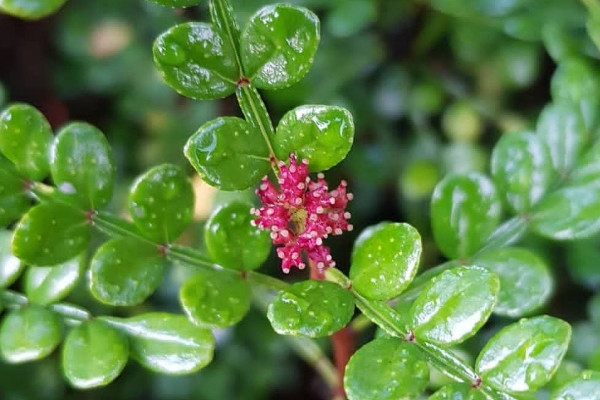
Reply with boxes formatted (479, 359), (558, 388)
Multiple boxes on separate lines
(0, 0), (67, 19)
(550, 370), (600, 400)
(429, 383), (487, 400)
(24, 254), (84, 305)
(0, 155), (29, 227)
(0, 230), (23, 288)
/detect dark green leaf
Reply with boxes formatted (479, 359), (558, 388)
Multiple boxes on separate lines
(204, 201), (270, 271)
(431, 173), (502, 259)
(0, 0), (67, 20)
(0, 103), (52, 180)
(240, 4), (320, 89)
(550, 370), (600, 400)
(62, 320), (128, 389)
(273, 105), (354, 171)
(50, 122), (115, 209)
(90, 237), (166, 306)
(429, 383), (487, 400)
(128, 164), (194, 243)
(344, 338), (429, 400)
(24, 254), (84, 305)
(184, 117), (270, 190)
(153, 22), (238, 100)
(146, 0), (203, 7)
(0, 155), (29, 227)
(0, 230), (23, 288)
(267, 280), (354, 338)
(476, 315), (571, 392)
(12, 202), (90, 266)
(0, 305), (61, 363)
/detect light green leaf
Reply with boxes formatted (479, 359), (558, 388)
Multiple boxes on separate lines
(476, 315), (571, 393)
(128, 164), (194, 243)
(0, 0), (67, 20)
(267, 280), (354, 338)
(184, 117), (270, 190)
(550, 370), (600, 400)
(240, 4), (320, 89)
(0, 155), (30, 227)
(0, 230), (23, 288)
(344, 338), (429, 400)
(273, 105), (354, 171)
(429, 383), (487, 400)
(0, 305), (61, 363)
(24, 254), (84, 305)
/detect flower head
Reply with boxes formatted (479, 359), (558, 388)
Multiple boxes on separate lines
(251, 154), (353, 273)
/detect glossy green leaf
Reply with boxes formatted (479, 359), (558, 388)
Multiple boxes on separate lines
(90, 237), (166, 306)
(62, 320), (128, 389)
(204, 201), (270, 271)
(0, 305), (61, 363)
(491, 132), (554, 213)
(0, 0), (67, 19)
(240, 4), (320, 90)
(146, 0), (203, 7)
(431, 173), (502, 259)
(153, 22), (238, 100)
(344, 338), (429, 400)
(50, 122), (115, 209)
(550, 370), (600, 400)
(24, 254), (84, 305)
(476, 315), (571, 393)
(267, 280), (354, 338)
(128, 164), (194, 243)
(102, 313), (214, 374)
(536, 102), (587, 175)
(0, 103), (52, 180)
(350, 223), (421, 300)
(429, 383), (487, 400)
(185, 117), (270, 190)
(12, 202), (90, 266)
(180, 271), (250, 329)
(273, 105), (354, 171)
(474, 247), (553, 317)
(410, 266), (499, 345)
(0, 230), (23, 288)
(0, 155), (29, 227)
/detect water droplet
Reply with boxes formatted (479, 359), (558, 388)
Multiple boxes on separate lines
(156, 41), (187, 66)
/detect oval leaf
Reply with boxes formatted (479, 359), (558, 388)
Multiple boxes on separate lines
(491, 131), (554, 213)
(0, 305), (61, 363)
(62, 320), (128, 389)
(267, 280), (354, 337)
(24, 254), (84, 305)
(550, 371), (600, 400)
(153, 22), (238, 100)
(102, 313), (215, 374)
(0, 155), (30, 227)
(185, 117), (270, 190)
(204, 201), (270, 271)
(474, 247), (553, 317)
(50, 122), (115, 209)
(350, 222), (422, 300)
(429, 383), (487, 400)
(240, 4), (320, 89)
(128, 164), (194, 243)
(431, 173), (502, 259)
(273, 105), (354, 171)
(0, 103), (52, 180)
(476, 315), (571, 393)
(410, 266), (499, 345)
(0, 230), (23, 288)
(344, 338), (429, 400)
(12, 202), (90, 266)
(90, 237), (166, 306)
(0, 0), (67, 19)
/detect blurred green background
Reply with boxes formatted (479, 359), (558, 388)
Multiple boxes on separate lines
(1, 0), (600, 399)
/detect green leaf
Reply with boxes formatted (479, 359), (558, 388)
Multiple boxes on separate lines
(0, 155), (30, 227)
(128, 164), (194, 243)
(491, 132), (554, 213)
(62, 320), (128, 389)
(185, 117), (270, 190)
(153, 22), (238, 100)
(180, 271), (251, 329)
(476, 315), (571, 393)
(0, 0), (67, 19)
(90, 237), (166, 306)
(50, 122), (115, 209)
(12, 202), (90, 266)
(429, 383), (487, 400)
(24, 254), (84, 305)
(431, 173), (502, 259)
(240, 4), (320, 89)
(101, 313), (215, 374)
(550, 370), (600, 400)
(0, 305), (61, 363)
(474, 247), (553, 317)
(267, 280), (354, 338)
(344, 338), (429, 400)
(536, 102), (587, 176)
(0, 230), (23, 288)
(146, 0), (203, 7)
(204, 201), (270, 271)
(410, 266), (499, 345)
(273, 105), (354, 171)
(0, 103), (52, 180)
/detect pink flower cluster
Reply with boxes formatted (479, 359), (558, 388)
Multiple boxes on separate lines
(251, 155), (353, 274)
